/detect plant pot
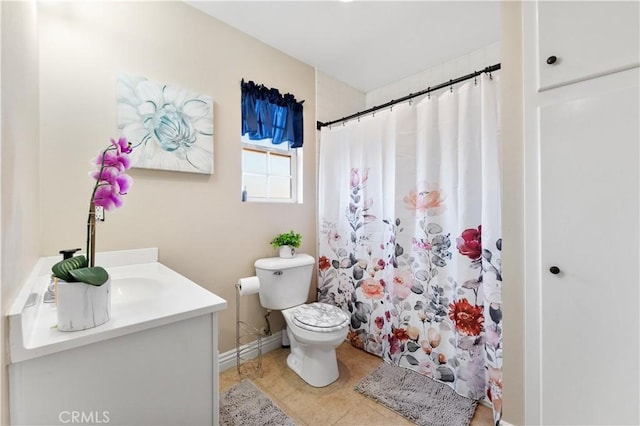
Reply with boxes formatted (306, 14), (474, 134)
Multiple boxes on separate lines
(278, 245), (296, 258)
(56, 277), (111, 332)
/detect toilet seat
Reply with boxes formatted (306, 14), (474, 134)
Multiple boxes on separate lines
(291, 302), (349, 333)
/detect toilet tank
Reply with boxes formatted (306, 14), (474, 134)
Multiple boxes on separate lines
(254, 253), (315, 310)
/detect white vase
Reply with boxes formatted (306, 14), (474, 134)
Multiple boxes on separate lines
(278, 245), (296, 258)
(56, 277), (111, 332)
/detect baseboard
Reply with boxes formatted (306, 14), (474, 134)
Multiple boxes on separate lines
(218, 331), (283, 373)
(477, 399), (514, 426)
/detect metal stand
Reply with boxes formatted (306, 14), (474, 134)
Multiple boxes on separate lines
(235, 283), (271, 378)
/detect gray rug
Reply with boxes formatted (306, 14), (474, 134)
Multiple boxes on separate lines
(220, 379), (296, 426)
(354, 362), (478, 426)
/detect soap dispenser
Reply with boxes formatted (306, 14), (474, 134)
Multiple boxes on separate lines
(44, 248), (81, 303)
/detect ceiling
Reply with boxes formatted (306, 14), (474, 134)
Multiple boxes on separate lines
(187, 1), (501, 93)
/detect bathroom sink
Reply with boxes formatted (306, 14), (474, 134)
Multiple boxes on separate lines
(111, 276), (169, 303)
(110, 264), (182, 304)
(8, 248), (227, 363)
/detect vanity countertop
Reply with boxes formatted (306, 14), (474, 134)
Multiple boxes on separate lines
(8, 248), (227, 363)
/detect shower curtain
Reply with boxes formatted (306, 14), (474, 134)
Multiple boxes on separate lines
(318, 74), (502, 424)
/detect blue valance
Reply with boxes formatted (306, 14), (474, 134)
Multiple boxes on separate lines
(241, 79), (304, 148)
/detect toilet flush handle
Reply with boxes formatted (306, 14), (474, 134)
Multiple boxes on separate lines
(274, 271), (283, 276)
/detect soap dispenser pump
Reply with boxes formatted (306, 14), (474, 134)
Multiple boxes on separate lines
(59, 248), (81, 260)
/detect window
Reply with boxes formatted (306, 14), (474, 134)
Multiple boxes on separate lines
(240, 80), (304, 203)
(241, 136), (301, 202)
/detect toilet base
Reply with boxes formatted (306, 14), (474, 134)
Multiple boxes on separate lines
(286, 346), (339, 388)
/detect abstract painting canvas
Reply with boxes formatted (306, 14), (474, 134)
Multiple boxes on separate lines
(117, 73), (214, 174)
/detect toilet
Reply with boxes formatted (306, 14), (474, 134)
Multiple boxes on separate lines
(255, 253), (349, 387)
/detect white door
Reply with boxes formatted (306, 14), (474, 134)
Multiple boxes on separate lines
(539, 84), (639, 425)
(524, 1), (640, 424)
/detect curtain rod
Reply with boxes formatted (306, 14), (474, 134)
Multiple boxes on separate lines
(316, 63), (501, 130)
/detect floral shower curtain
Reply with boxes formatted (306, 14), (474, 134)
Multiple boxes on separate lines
(318, 74), (502, 424)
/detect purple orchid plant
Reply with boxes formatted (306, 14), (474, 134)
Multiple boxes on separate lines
(91, 137), (133, 213)
(51, 138), (134, 286)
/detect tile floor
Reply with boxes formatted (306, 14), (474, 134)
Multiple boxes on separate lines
(220, 342), (494, 425)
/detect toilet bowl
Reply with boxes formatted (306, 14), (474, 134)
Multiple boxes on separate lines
(254, 254), (350, 387)
(282, 302), (349, 387)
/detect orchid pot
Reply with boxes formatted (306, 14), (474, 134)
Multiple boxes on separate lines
(56, 277), (111, 332)
(52, 253), (112, 332)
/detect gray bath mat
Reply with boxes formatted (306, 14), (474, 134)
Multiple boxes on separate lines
(354, 362), (477, 426)
(220, 379), (296, 426)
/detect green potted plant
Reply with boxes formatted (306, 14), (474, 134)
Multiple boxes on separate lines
(271, 230), (302, 258)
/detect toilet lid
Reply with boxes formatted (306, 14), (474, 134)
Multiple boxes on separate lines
(292, 302), (349, 332)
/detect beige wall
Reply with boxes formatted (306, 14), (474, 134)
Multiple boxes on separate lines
(1, 0), (41, 323)
(316, 70), (366, 123)
(38, 1), (316, 354)
(501, 1), (525, 425)
(1, 1), (41, 423)
(366, 42), (501, 108)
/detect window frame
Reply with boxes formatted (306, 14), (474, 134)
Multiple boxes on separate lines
(241, 140), (300, 204)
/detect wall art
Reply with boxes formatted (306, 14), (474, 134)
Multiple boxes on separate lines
(117, 73), (214, 174)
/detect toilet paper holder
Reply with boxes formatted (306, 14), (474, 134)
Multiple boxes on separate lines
(235, 281), (270, 378)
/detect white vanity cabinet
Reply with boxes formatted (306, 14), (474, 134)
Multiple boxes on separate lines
(11, 315), (219, 425)
(8, 249), (227, 425)
(524, 2), (639, 425)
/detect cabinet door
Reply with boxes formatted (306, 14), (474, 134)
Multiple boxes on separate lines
(540, 84), (639, 425)
(538, 1), (639, 91)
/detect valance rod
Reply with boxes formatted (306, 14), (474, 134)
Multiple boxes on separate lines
(317, 63), (501, 131)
